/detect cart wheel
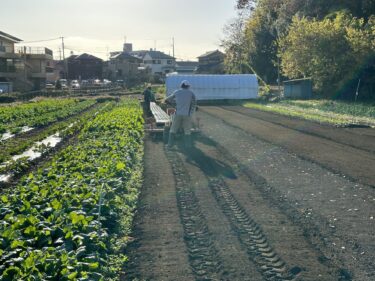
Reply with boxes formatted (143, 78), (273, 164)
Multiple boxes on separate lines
(163, 126), (170, 144)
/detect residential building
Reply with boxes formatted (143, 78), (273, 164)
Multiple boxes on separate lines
(130, 49), (176, 76)
(1, 30), (54, 91)
(67, 53), (103, 80)
(175, 61), (199, 74)
(16, 46), (54, 90)
(197, 49), (225, 74)
(0, 31), (24, 88)
(106, 52), (142, 81)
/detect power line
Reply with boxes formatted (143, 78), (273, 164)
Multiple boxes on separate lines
(19, 37), (62, 44)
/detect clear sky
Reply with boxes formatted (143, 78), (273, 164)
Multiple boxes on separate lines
(1, 0), (239, 61)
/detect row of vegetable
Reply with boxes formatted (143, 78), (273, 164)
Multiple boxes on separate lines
(0, 101), (114, 178)
(0, 99), (144, 280)
(0, 99), (96, 135)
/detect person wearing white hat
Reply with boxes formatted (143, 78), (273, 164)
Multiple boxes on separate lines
(165, 80), (196, 149)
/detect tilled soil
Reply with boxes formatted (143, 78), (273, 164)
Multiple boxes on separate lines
(125, 106), (374, 281)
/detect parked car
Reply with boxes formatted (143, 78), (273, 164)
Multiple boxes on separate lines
(93, 79), (102, 87)
(45, 83), (55, 90)
(103, 79), (112, 86)
(71, 80), (80, 89)
(57, 79), (68, 89)
(116, 80), (125, 87)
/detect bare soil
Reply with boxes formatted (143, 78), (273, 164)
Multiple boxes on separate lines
(125, 105), (374, 281)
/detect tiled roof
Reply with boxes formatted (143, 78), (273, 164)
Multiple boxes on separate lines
(176, 61), (199, 67)
(130, 50), (175, 60)
(111, 52), (142, 61)
(197, 49), (224, 59)
(75, 53), (103, 61)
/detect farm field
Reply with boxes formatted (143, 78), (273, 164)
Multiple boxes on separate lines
(0, 98), (144, 280)
(127, 105), (374, 281)
(0, 98), (374, 281)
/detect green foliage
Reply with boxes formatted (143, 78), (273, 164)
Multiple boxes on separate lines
(226, 0), (375, 97)
(0, 102), (111, 166)
(0, 98), (96, 134)
(0, 100), (144, 280)
(244, 99), (375, 126)
(278, 12), (375, 97)
(281, 99), (375, 119)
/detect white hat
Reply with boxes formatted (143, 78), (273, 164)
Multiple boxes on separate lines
(180, 80), (190, 88)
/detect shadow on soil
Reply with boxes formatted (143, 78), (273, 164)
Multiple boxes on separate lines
(148, 133), (236, 179)
(181, 138), (237, 180)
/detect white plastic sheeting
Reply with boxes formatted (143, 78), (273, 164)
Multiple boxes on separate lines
(166, 74), (258, 100)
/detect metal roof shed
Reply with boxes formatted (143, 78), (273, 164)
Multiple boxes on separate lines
(283, 78), (312, 99)
(166, 74), (258, 100)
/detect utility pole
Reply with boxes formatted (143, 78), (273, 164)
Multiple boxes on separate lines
(58, 48), (62, 61)
(61, 36), (68, 79)
(355, 79), (361, 102)
(23, 46), (27, 82)
(278, 56), (281, 95)
(172, 37), (175, 58)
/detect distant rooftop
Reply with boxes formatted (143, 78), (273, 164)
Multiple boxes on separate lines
(130, 50), (175, 60)
(197, 49), (224, 59)
(111, 52), (142, 61)
(67, 53), (103, 61)
(176, 61), (199, 67)
(0, 31), (22, 43)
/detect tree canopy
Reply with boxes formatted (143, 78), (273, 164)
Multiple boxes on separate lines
(222, 0), (375, 99)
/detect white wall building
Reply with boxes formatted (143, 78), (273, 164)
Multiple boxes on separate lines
(130, 50), (175, 75)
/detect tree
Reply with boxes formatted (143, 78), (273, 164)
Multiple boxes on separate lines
(222, 16), (248, 74)
(227, 0), (375, 91)
(278, 13), (375, 98)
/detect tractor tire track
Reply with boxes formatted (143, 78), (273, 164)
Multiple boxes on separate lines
(197, 134), (351, 281)
(208, 178), (296, 281)
(165, 148), (223, 280)
(196, 108), (371, 280)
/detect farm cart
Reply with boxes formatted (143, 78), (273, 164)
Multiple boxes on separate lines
(144, 102), (201, 143)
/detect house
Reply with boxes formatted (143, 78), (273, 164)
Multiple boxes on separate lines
(17, 46), (54, 90)
(67, 53), (103, 80)
(1, 30), (54, 91)
(197, 49), (225, 74)
(130, 49), (176, 76)
(106, 52), (142, 81)
(0, 31), (24, 90)
(175, 61), (199, 74)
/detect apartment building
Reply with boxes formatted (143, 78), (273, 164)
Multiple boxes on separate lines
(0, 31), (24, 90)
(0, 31), (54, 91)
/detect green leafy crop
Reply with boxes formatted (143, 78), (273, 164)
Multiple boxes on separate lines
(0, 99), (144, 280)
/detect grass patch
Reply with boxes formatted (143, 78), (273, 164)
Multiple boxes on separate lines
(243, 99), (375, 127)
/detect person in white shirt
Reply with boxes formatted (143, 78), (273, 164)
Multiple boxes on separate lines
(165, 80), (196, 149)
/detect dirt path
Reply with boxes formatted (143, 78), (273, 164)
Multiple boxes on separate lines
(126, 140), (194, 280)
(126, 106), (374, 281)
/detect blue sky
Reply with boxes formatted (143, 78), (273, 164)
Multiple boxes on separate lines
(1, 0), (238, 60)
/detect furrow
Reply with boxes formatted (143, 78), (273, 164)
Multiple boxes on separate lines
(209, 178), (297, 281)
